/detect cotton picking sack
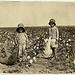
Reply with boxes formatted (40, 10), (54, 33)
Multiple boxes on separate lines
(43, 37), (52, 58)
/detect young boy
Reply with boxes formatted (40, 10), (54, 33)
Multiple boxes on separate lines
(16, 23), (28, 62)
(48, 19), (59, 59)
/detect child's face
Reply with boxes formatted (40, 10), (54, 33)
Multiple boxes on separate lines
(19, 28), (23, 33)
(50, 22), (55, 28)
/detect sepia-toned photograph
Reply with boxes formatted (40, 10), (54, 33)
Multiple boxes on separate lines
(0, 1), (75, 74)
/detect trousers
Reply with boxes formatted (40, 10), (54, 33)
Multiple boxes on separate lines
(18, 43), (27, 61)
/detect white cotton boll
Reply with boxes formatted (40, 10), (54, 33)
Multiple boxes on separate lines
(8, 33), (10, 35)
(26, 65), (29, 67)
(11, 41), (13, 43)
(31, 48), (34, 51)
(19, 58), (22, 62)
(0, 43), (1, 45)
(29, 42), (32, 45)
(12, 45), (14, 47)
(7, 36), (10, 39)
(27, 56), (30, 59)
(33, 57), (36, 59)
(33, 57), (36, 62)
(68, 39), (71, 41)
(69, 45), (71, 47)
(29, 59), (33, 64)
(34, 46), (36, 49)
(46, 32), (48, 34)
(66, 43), (69, 46)
(73, 35), (74, 37)
(13, 42), (15, 45)
(73, 60), (75, 64)
(5, 40), (7, 43)
(36, 47), (39, 49)
(37, 37), (39, 39)
(4, 41), (6, 43)
(34, 52), (37, 55)
(59, 38), (62, 41)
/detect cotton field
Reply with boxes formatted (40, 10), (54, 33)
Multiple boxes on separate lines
(0, 26), (75, 73)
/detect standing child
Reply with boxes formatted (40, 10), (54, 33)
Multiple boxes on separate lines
(48, 19), (59, 59)
(16, 23), (28, 62)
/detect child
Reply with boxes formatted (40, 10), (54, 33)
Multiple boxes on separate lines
(16, 23), (28, 62)
(48, 19), (59, 59)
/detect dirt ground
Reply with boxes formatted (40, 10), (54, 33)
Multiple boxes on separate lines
(0, 57), (75, 74)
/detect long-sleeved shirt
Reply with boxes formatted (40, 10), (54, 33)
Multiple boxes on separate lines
(49, 26), (59, 40)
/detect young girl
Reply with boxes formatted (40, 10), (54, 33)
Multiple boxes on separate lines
(16, 23), (28, 62)
(49, 19), (59, 59)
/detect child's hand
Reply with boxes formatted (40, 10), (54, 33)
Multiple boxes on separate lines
(55, 40), (58, 44)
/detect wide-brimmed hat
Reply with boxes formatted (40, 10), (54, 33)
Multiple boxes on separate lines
(49, 19), (56, 25)
(16, 23), (25, 33)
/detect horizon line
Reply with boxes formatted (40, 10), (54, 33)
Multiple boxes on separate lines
(0, 25), (75, 28)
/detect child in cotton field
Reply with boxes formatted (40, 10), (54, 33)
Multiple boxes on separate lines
(48, 19), (59, 59)
(16, 23), (28, 62)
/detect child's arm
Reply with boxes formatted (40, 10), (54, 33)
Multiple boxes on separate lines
(24, 33), (29, 49)
(49, 28), (52, 39)
(56, 28), (59, 41)
(26, 34), (29, 42)
(15, 34), (18, 46)
(24, 33), (29, 43)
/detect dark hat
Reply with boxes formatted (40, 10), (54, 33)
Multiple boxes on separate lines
(16, 23), (25, 33)
(50, 19), (56, 23)
(49, 19), (56, 25)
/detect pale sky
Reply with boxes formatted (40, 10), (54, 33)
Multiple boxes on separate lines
(0, 2), (75, 27)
